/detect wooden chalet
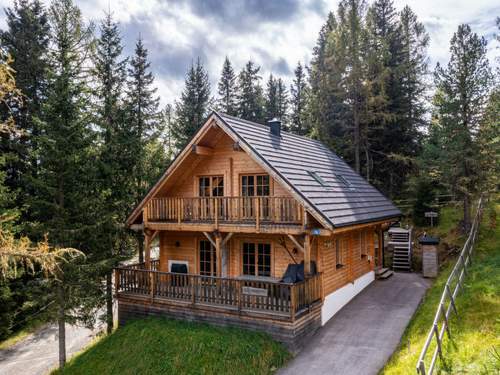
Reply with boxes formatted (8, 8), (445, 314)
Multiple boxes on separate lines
(116, 112), (401, 350)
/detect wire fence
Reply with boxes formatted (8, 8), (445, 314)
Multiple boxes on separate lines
(416, 195), (485, 375)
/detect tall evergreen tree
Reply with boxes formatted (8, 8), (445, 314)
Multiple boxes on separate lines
(125, 37), (161, 262)
(217, 57), (237, 115)
(289, 62), (309, 135)
(92, 11), (131, 335)
(309, 12), (347, 152)
(237, 61), (264, 123)
(264, 74), (278, 120)
(276, 78), (288, 125)
(434, 24), (492, 230)
(172, 58), (211, 150)
(30, 0), (102, 367)
(0, 0), (50, 215)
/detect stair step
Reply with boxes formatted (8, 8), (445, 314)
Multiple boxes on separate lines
(377, 270), (394, 279)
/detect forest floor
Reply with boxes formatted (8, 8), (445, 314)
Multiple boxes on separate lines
(381, 196), (500, 374)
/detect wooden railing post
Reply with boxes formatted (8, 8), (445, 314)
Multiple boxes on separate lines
(255, 197), (260, 232)
(215, 198), (219, 229)
(114, 268), (120, 294)
(290, 284), (296, 322)
(150, 272), (155, 302)
(237, 279), (242, 313)
(191, 275), (196, 305)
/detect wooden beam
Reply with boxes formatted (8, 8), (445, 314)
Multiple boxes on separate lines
(287, 234), (304, 253)
(304, 234), (311, 275)
(144, 232), (152, 270)
(215, 234), (222, 277)
(332, 219), (397, 235)
(191, 144), (214, 156)
(202, 232), (216, 247)
(222, 232), (234, 246)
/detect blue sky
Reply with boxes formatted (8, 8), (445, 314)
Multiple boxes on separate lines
(1, 0), (499, 106)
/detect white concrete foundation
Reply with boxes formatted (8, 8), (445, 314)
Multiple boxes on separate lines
(321, 271), (375, 325)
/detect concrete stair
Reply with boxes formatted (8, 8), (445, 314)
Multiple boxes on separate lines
(375, 267), (394, 280)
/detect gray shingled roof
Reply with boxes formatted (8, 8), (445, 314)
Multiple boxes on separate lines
(217, 112), (401, 228)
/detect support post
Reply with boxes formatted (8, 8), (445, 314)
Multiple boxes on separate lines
(378, 227), (383, 268)
(304, 234), (311, 276)
(144, 230), (152, 270)
(215, 233), (222, 277)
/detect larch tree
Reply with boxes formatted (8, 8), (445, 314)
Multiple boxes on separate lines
(217, 57), (237, 116)
(237, 60), (265, 123)
(289, 62), (309, 135)
(172, 58), (211, 150)
(433, 24), (492, 230)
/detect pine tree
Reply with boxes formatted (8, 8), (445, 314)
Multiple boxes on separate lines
(237, 61), (264, 123)
(0, 0), (50, 215)
(289, 62), (309, 135)
(172, 58), (211, 150)
(30, 0), (102, 367)
(217, 57), (237, 115)
(434, 24), (492, 230)
(92, 11), (131, 335)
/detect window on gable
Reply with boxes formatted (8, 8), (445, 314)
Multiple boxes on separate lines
(308, 171), (328, 187)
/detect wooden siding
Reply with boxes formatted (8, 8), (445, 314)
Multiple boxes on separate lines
(160, 226), (375, 296)
(160, 232), (311, 279)
(319, 227), (375, 296)
(159, 132), (291, 199)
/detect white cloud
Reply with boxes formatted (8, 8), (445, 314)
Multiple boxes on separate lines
(1, 0), (498, 105)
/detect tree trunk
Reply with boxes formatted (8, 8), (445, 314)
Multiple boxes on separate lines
(354, 106), (360, 173)
(57, 285), (66, 369)
(106, 272), (113, 334)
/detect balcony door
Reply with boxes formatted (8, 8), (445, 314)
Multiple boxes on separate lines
(241, 174), (270, 219)
(199, 240), (216, 276)
(198, 176), (224, 220)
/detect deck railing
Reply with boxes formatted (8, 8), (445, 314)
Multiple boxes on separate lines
(144, 196), (303, 226)
(416, 195), (485, 375)
(115, 265), (322, 321)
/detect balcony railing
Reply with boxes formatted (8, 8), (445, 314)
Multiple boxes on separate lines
(144, 196), (304, 227)
(115, 264), (322, 321)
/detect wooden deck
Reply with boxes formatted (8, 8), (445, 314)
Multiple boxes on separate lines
(115, 262), (322, 322)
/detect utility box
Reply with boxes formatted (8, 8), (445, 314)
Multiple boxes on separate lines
(419, 236), (440, 278)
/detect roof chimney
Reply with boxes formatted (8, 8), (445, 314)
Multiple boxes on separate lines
(268, 118), (281, 137)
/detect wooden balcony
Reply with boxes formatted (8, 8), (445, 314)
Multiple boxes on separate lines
(115, 263), (322, 322)
(144, 196), (305, 233)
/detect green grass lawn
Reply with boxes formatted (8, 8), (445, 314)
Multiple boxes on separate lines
(382, 197), (500, 374)
(53, 318), (290, 375)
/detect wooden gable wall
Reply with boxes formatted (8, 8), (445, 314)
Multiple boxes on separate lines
(157, 129), (291, 198)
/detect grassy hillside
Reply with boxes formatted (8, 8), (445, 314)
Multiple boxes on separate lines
(382, 197), (500, 374)
(53, 318), (290, 375)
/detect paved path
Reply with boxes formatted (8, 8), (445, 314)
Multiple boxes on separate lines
(280, 273), (431, 375)
(0, 322), (102, 375)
